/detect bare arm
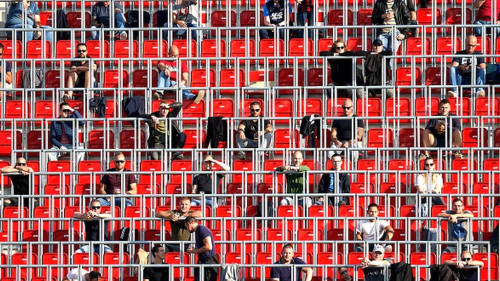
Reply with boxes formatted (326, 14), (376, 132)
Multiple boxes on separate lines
(192, 236), (212, 253)
(155, 211), (174, 219)
(99, 183), (107, 194)
(479, 63), (486, 69)
(452, 61), (460, 67)
(263, 16), (273, 27)
(180, 72), (188, 86)
(265, 123), (273, 133)
(302, 267), (313, 281)
(5, 71), (12, 84)
(367, 260), (391, 267)
(474, 0), (486, 8)
(384, 225), (395, 240)
(357, 127), (364, 141)
(331, 127), (341, 147)
(211, 159), (230, 172)
(126, 183), (137, 195)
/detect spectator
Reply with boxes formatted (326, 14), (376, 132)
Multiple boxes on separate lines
(277, 151), (313, 208)
(140, 101), (186, 161)
(154, 45), (205, 103)
(328, 98), (364, 161)
(74, 199), (113, 255)
(48, 102), (85, 163)
(185, 216), (218, 281)
(162, 0), (199, 42)
(360, 245), (393, 281)
(355, 203), (395, 252)
(363, 39), (394, 97)
(63, 270), (101, 281)
(236, 101), (273, 160)
(473, 0), (500, 37)
(0, 157), (38, 208)
(155, 197), (202, 252)
(0, 43), (13, 89)
(371, 0), (411, 53)
(415, 156), (445, 217)
(143, 245), (170, 281)
(191, 155), (230, 208)
(296, 0), (315, 39)
(448, 35), (486, 98)
(406, 0), (419, 37)
(261, 0), (293, 39)
(438, 198), (474, 253)
(5, 1), (53, 42)
(444, 250), (484, 281)
(317, 154), (351, 206)
(90, 1), (127, 40)
(270, 244), (313, 281)
(98, 152), (137, 208)
(65, 43), (97, 101)
(339, 267), (353, 281)
(421, 99), (463, 159)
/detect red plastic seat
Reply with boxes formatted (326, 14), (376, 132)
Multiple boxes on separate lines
(235, 228), (261, 255)
(277, 205), (303, 231)
(327, 9), (353, 35)
(2, 206), (28, 232)
(172, 39), (197, 58)
(5, 100), (31, 126)
(415, 97), (440, 122)
(367, 128), (394, 150)
(119, 129), (146, 152)
(211, 10), (237, 36)
(86, 40), (111, 64)
(255, 252), (279, 278)
(417, 9), (442, 34)
(399, 128), (424, 148)
(220, 68), (245, 94)
(103, 252), (130, 277)
(45, 70), (69, 90)
(47, 160), (71, 186)
(11, 253), (37, 279)
(210, 98), (235, 119)
(78, 160), (101, 185)
(240, 10), (258, 36)
(483, 158), (500, 185)
(230, 38), (256, 62)
(462, 128), (488, 148)
(396, 67), (422, 93)
(452, 158), (478, 185)
(274, 129), (300, 152)
(356, 9), (373, 34)
(445, 8), (472, 34)
(259, 38), (284, 64)
(114, 40), (139, 65)
(26, 40), (51, 65)
(385, 97), (411, 123)
(0, 130), (21, 157)
(183, 129), (207, 149)
(356, 98), (382, 124)
(201, 39), (227, 65)
(278, 68), (304, 95)
(270, 98), (294, 123)
(170, 160), (193, 185)
(406, 37), (432, 64)
(387, 159), (414, 186)
(307, 68), (332, 94)
(143, 40), (168, 65)
(139, 160), (163, 185)
(411, 252), (437, 280)
(448, 97), (471, 121)
(66, 11), (91, 38)
(215, 205), (242, 232)
(436, 37), (462, 63)
(132, 69), (158, 95)
(32, 206), (59, 231)
(103, 70), (129, 95)
(475, 97), (500, 123)
(125, 206), (151, 231)
(0, 40), (22, 60)
(288, 38), (313, 64)
(298, 98), (323, 117)
(88, 129), (115, 157)
(191, 68), (216, 90)
(181, 100), (206, 125)
(55, 40), (79, 66)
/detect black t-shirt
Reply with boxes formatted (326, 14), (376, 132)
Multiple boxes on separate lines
(143, 262), (170, 281)
(331, 114), (365, 141)
(84, 220), (109, 241)
(8, 174), (30, 195)
(240, 118), (271, 140)
(425, 113), (461, 139)
(71, 56), (96, 78)
(458, 267), (479, 281)
(452, 50), (485, 76)
(192, 174), (224, 194)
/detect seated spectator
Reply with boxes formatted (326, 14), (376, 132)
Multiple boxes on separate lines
(270, 244), (313, 281)
(0, 43), (13, 89)
(371, 0), (411, 54)
(444, 250), (484, 280)
(277, 151), (313, 208)
(98, 153), (137, 208)
(236, 101), (273, 160)
(143, 245), (170, 280)
(154, 45), (205, 103)
(162, 0), (199, 42)
(191, 155), (230, 208)
(339, 267), (353, 281)
(316, 154), (351, 206)
(47, 102), (85, 163)
(421, 99), (463, 159)
(74, 199), (113, 255)
(360, 245), (393, 281)
(156, 197), (202, 252)
(415, 157), (444, 216)
(140, 101), (186, 161)
(0, 157), (38, 208)
(438, 198), (474, 253)
(473, 0), (500, 37)
(448, 35), (486, 98)
(327, 98), (364, 161)
(261, 0), (293, 40)
(296, 0), (315, 39)
(90, 1), (127, 40)
(5, 1), (53, 42)
(63, 269), (101, 281)
(65, 43), (97, 101)
(363, 39), (394, 97)
(355, 203), (394, 252)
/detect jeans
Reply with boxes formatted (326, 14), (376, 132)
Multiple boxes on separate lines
(235, 132), (273, 157)
(98, 197), (134, 208)
(377, 29), (402, 70)
(296, 11), (314, 39)
(474, 20), (500, 37)
(90, 12), (126, 40)
(449, 66), (486, 94)
(191, 197), (217, 208)
(260, 27), (286, 40)
(327, 140), (361, 163)
(162, 22), (198, 42)
(6, 24), (53, 42)
(47, 145), (85, 163)
(172, 132), (187, 149)
(157, 71), (196, 100)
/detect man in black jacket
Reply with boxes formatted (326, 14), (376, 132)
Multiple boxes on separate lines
(140, 101), (186, 161)
(316, 154), (351, 206)
(372, 0), (411, 58)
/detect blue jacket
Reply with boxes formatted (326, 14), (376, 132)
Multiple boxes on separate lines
(50, 111), (85, 148)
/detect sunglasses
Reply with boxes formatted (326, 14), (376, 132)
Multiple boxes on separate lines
(467, 44), (476, 47)
(77, 50), (87, 53)
(115, 160), (125, 163)
(91, 206), (101, 210)
(250, 109), (260, 112)
(342, 106), (352, 110)
(335, 46), (345, 49)
(62, 109), (71, 113)
(462, 258), (471, 261)
(424, 163), (434, 167)
(16, 163), (27, 166)
(160, 107), (168, 110)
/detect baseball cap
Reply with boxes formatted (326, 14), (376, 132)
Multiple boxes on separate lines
(372, 39), (383, 47)
(372, 245), (385, 254)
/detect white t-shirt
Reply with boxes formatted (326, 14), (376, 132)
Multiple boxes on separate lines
(65, 268), (89, 281)
(356, 219), (390, 241)
(415, 174), (443, 193)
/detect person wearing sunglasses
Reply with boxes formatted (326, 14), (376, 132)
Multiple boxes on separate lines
(47, 102), (85, 163)
(98, 152), (137, 208)
(0, 43), (13, 90)
(415, 156), (445, 217)
(0, 157), (38, 208)
(444, 250), (484, 281)
(360, 245), (393, 281)
(438, 198), (474, 253)
(65, 43), (97, 101)
(191, 155), (230, 208)
(236, 101), (273, 160)
(74, 199), (113, 255)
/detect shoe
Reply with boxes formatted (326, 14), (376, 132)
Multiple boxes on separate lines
(419, 153), (429, 161)
(447, 91), (458, 97)
(120, 32), (127, 40)
(386, 88), (394, 98)
(476, 90), (485, 97)
(153, 91), (162, 100)
(194, 90), (205, 104)
(62, 93), (70, 102)
(237, 153), (246, 160)
(454, 151), (464, 159)
(171, 152), (184, 161)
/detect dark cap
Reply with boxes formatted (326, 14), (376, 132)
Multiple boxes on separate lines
(373, 39), (384, 47)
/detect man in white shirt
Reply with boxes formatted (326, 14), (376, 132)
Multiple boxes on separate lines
(63, 269), (101, 281)
(355, 203), (394, 252)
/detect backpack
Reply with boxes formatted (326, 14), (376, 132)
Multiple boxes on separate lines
(55, 10), (70, 40)
(22, 70), (44, 88)
(89, 95), (107, 118)
(126, 10), (151, 27)
(155, 10), (169, 28)
(122, 96), (145, 125)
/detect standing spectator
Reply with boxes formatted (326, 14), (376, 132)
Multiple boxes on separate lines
(65, 43), (97, 101)
(155, 197), (202, 252)
(191, 155), (230, 208)
(236, 101), (274, 160)
(473, 0), (500, 36)
(74, 199), (113, 254)
(90, 0), (127, 40)
(277, 151), (313, 208)
(296, 0), (315, 39)
(143, 245), (170, 281)
(261, 0), (293, 39)
(415, 157), (445, 217)
(98, 152), (137, 208)
(162, 0), (199, 42)
(355, 203), (395, 252)
(328, 98), (364, 161)
(360, 245), (393, 281)
(63, 270), (101, 281)
(5, 1), (53, 42)
(362, 39), (394, 97)
(154, 45), (205, 103)
(0, 43), (13, 89)
(317, 154), (351, 206)
(371, 0), (411, 57)
(448, 35), (486, 98)
(438, 198), (474, 253)
(48, 102), (85, 163)
(0, 157), (38, 208)
(140, 101), (186, 161)
(185, 216), (218, 281)
(421, 99), (463, 159)
(270, 244), (313, 281)
(444, 250), (484, 280)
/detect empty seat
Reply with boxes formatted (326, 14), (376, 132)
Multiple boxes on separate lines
(114, 40), (139, 65)
(259, 39), (284, 64)
(327, 9), (354, 35)
(201, 39), (227, 65)
(211, 10), (237, 36)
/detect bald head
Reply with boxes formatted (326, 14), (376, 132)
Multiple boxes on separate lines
(466, 35), (477, 54)
(292, 151), (304, 167)
(169, 45), (179, 57)
(342, 98), (354, 116)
